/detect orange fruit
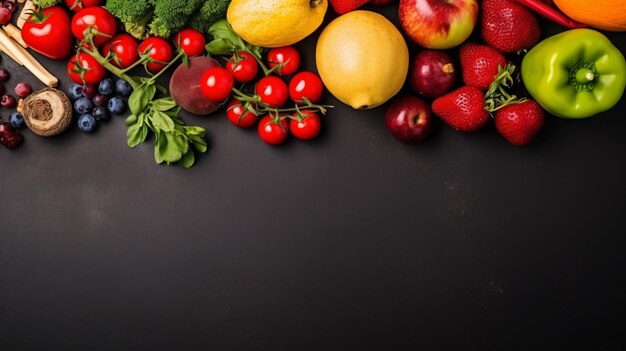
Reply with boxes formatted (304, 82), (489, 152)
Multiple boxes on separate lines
(553, 0), (626, 31)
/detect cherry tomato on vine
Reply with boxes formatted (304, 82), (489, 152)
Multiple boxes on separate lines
(200, 67), (234, 102)
(71, 7), (117, 47)
(139, 37), (173, 73)
(256, 76), (288, 108)
(65, 0), (101, 12)
(101, 33), (139, 69)
(67, 52), (106, 85)
(226, 99), (258, 128)
(267, 46), (301, 76)
(225, 51), (258, 83)
(289, 71), (323, 104)
(258, 115), (289, 145)
(290, 110), (321, 140)
(173, 29), (206, 57)
(21, 6), (73, 60)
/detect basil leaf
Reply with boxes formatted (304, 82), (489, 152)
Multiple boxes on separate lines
(160, 133), (183, 163)
(154, 132), (164, 164)
(151, 98), (177, 112)
(127, 122), (148, 147)
(125, 114), (137, 126)
(129, 84), (156, 115)
(151, 110), (175, 132)
(206, 38), (236, 56)
(180, 151), (195, 169)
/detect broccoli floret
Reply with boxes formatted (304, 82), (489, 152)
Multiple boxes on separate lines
(148, 0), (205, 38)
(105, 0), (156, 40)
(187, 0), (230, 34)
(32, 0), (62, 9)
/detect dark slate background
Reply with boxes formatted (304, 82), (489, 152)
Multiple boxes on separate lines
(1, 3), (625, 350)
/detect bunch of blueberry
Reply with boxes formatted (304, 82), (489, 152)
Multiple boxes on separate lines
(68, 78), (132, 133)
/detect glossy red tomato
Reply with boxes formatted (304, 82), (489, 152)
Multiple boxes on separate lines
(226, 99), (258, 128)
(71, 7), (117, 47)
(65, 0), (101, 11)
(290, 110), (321, 140)
(256, 76), (288, 108)
(225, 51), (258, 83)
(173, 29), (206, 57)
(267, 46), (301, 76)
(101, 34), (139, 69)
(139, 37), (173, 73)
(67, 52), (106, 85)
(289, 71), (324, 104)
(21, 6), (73, 59)
(200, 67), (234, 102)
(258, 115), (289, 145)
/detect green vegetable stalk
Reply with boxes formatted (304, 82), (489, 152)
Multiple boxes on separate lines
(32, 0), (62, 9)
(521, 29), (626, 119)
(78, 32), (207, 168)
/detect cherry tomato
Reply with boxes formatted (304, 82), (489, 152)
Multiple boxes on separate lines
(290, 110), (321, 140)
(258, 115), (289, 145)
(200, 67), (234, 102)
(225, 51), (258, 83)
(139, 37), (173, 73)
(256, 76), (288, 108)
(267, 46), (301, 76)
(101, 34), (139, 69)
(226, 99), (258, 128)
(21, 6), (73, 60)
(173, 28), (206, 57)
(289, 71), (324, 104)
(65, 0), (101, 12)
(71, 7), (117, 47)
(67, 52), (106, 85)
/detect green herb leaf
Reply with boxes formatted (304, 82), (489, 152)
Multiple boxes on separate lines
(151, 110), (175, 132)
(129, 84), (156, 116)
(180, 151), (195, 169)
(127, 122), (148, 148)
(126, 114), (138, 126)
(151, 98), (177, 112)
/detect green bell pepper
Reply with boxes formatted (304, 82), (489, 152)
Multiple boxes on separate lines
(521, 28), (626, 119)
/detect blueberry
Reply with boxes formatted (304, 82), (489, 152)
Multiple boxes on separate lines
(115, 79), (133, 97)
(77, 114), (97, 133)
(107, 96), (127, 115)
(74, 97), (94, 115)
(92, 94), (108, 107)
(98, 78), (114, 96)
(92, 106), (110, 121)
(67, 83), (83, 101)
(9, 112), (25, 128)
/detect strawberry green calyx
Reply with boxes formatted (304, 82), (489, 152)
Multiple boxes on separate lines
(484, 64), (525, 113)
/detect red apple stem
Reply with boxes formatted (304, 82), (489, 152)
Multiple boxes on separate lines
(514, 0), (587, 29)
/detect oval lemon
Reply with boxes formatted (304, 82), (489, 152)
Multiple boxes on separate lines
(316, 10), (409, 110)
(227, 0), (328, 48)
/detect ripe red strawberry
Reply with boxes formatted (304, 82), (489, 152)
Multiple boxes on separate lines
(432, 86), (490, 132)
(329, 0), (370, 15)
(494, 100), (544, 146)
(481, 0), (541, 53)
(460, 42), (508, 91)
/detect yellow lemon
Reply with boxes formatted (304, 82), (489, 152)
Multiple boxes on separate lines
(315, 10), (409, 110)
(227, 0), (328, 48)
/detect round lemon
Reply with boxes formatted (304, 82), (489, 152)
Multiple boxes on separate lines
(227, 0), (328, 48)
(315, 10), (409, 110)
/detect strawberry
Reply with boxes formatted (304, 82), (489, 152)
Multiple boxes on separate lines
(329, 0), (369, 15)
(494, 100), (544, 146)
(481, 0), (541, 53)
(460, 42), (508, 91)
(432, 86), (490, 132)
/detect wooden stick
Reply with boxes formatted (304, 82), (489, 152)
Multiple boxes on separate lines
(0, 41), (23, 64)
(18, 1), (36, 30)
(0, 30), (58, 87)
(3, 24), (28, 48)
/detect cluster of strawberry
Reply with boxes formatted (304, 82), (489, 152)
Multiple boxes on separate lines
(432, 0), (546, 146)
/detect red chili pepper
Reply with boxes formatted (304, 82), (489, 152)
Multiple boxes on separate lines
(515, 0), (588, 29)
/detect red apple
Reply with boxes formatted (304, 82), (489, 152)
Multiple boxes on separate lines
(385, 96), (432, 143)
(399, 0), (478, 49)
